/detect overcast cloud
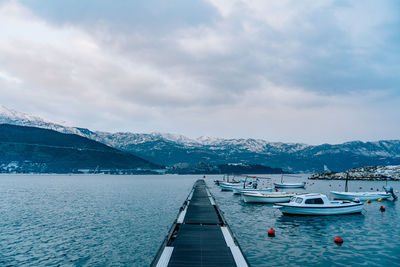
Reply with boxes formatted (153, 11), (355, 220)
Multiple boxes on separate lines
(1, 0), (399, 144)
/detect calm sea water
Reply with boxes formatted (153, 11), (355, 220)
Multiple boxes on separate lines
(0, 174), (399, 266)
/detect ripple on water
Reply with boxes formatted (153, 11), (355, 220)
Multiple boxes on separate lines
(0, 175), (198, 266)
(1, 175), (400, 266)
(207, 176), (400, 267)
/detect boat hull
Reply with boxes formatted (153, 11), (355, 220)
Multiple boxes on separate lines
(330, 191), (392, 201)
(274, 182), (306, 189)
(276, 203), (363, 215)
(220, 183), (243, 191)
(232, 188), (273, 195)
(242, 193), (293, 203)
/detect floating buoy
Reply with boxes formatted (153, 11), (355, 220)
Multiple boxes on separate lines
(275, 189), (279, 192)
(334, 236), (343, 244)
(366, 199), (371, 203)
(371, 187), (373, 190)
(329, 184), (331, 187)
(378, 198), (382, 202)
(376, 188), (379, 191)
(268, 228), (275, 237)
(380, 206), (386, 212)
(359, 187), (362, 189)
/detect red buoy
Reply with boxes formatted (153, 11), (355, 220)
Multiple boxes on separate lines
(275, 189), (279, 192)
(380, 206), (386, 212)
(334, 236), (343, 244)
(268, 228), (275, 237)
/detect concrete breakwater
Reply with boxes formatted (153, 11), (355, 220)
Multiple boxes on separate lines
(309, 165), (400, 180)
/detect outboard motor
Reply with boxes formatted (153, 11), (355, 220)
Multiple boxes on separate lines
(384, 186), (398, 200)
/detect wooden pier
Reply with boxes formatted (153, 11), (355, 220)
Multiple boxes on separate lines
(151, 179), (249, 267)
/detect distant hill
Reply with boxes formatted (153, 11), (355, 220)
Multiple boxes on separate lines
(166, 162), (285, 175)
(2, 104), (400, 173)
(0, 124), (161, 173)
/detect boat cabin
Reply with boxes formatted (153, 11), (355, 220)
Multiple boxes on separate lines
(289, 194), (329, 205)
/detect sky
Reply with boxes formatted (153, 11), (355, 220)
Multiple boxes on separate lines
(0, 0), (399, 144)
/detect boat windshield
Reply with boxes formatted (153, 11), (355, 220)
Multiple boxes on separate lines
(305, 198), (324, 204)
(295, 197), (303, 204)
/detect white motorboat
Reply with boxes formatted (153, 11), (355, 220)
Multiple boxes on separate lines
(221, 175), (271, 192)
(274, 193), (363, 215)
(329, 173), (396, 201)
(274, 174), (306, 188)
(219, 182), (244, 191)
(330, 191), (392, 201)
(232, 187), (273, 195)
(274, 182), (306, 188)
(242, 192), (296, 203)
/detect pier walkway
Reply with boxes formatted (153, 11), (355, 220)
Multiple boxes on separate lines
(151, 179), (249, 267)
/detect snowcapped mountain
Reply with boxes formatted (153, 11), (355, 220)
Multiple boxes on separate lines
(0, 105), (94, 137)
(1, 104), (400, 172)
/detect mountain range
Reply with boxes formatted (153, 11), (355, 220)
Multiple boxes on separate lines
(0, 123), (160, 173)
(1, 104), (400, 173)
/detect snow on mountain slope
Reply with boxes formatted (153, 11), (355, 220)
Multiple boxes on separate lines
(0, 105), (89, 137)
(1, 104), (400, 169)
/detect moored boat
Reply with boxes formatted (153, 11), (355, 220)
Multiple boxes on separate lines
(232, 187), (273, 195)
(330, 191), (391, 201)
(219, 182), (243, 191)
(242, 192), (295, 203)
(274, 193), (363, 215)
(274, 182), (306, 188)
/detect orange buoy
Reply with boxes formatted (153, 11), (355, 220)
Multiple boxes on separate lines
(334, 236), (343, 244)
(366, 199), (371, 203)
(268, 228), (275, 237)
(378, 198), (382, 202)
(380, 206), (386, 212)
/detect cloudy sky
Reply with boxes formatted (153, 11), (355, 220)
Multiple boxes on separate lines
(1, 0), (399, 144)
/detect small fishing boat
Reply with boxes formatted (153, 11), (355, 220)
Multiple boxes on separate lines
(219, 182), (243, 191)
(232, 187), (273, 195)
(274, 193), (363, 215)
(274, 182), (306, 188)
(274, 174), (306, 188)
(223, 175), (272, 193)
(330, 173), (396, 201)
(242, 192), (295, 203)
(330, 191), (391, 201)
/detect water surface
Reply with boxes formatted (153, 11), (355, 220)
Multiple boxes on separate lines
(1, 174), (399, 266)
(207, 175), (400, 267)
